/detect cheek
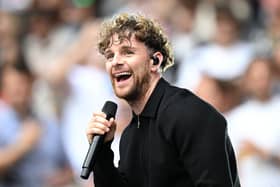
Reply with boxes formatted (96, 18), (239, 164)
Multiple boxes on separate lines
(105, 64), (113, 80)
(105, 63), (111, 73)
(137, 60), (151, 74)
(134, 66), (147, 82)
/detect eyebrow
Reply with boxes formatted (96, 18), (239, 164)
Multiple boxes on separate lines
(104, 45), (137, 54)
(104, 49), (112, 56)
(121, 46), (137, 51)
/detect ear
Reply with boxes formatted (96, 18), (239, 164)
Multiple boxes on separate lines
(150, 52), (163, 73)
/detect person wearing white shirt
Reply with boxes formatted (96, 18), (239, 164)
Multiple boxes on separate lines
(227, 58), (280, 187)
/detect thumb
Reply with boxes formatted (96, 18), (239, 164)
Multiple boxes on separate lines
(109, 117), (116, 127)
(104, 118), (116, 142)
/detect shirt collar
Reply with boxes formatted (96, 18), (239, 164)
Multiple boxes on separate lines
(138, 78), (169, 118)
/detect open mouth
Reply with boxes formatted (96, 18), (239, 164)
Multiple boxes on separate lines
(114, 72), (132, 82)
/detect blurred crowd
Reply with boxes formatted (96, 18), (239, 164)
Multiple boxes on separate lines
(1, 0), (280, 186)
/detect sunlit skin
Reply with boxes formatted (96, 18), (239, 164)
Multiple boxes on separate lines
(86, 33), (163, 142)
(104, 34), (162, 114)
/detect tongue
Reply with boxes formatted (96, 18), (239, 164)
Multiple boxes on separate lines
(118, 75), (131, 82)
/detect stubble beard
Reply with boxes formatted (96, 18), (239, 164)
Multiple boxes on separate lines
(113, 71), (151, 103)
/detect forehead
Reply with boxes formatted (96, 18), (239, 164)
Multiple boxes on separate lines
(105, 33), (148, 52)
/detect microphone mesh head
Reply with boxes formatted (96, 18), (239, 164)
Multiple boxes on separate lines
(102, 101), (118, 119)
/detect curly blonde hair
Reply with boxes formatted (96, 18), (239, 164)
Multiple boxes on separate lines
(98, 13), (174, 72)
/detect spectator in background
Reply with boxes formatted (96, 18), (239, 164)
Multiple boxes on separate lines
(23, 7), (77, 120)
(0, 61), (73, 187)
(176, 5), (254, 91)
(22, 0), (96, 120)
(227, 58), (280, 187)
(194, 74), (242, 115)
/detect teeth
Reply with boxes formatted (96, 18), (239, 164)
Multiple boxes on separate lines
(115, 72), (131, 78)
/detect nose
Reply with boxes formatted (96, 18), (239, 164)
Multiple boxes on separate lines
(111, 54), (123, 66)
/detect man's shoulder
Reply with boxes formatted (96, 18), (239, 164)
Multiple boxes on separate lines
(163, 84), (215, 112)
(160, 83), (225, 126)
(157, 83), (227, 139)
(163, 83), (193, 100)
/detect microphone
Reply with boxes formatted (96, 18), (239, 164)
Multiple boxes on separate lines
(80, 101), (118, 179)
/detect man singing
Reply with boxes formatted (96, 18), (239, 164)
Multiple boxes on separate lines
(86, 13), (240, 187)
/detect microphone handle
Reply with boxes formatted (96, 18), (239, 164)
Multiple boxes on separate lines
(80, 101), (117, 179)
(80, 134), (105, 179)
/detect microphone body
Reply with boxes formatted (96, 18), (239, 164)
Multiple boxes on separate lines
(80, 101), (117, 179)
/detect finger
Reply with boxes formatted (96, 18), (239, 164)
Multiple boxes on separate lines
(86, 127), (107, 143)
(93, 112), (106, 118)
(108, 117), (116, 127)
(87, 121), (110, 134)
(86, 134), (93, 144)
(86, 127), (107, 135)
(93, 115), (111, 127)
(93, 121), (110, 132)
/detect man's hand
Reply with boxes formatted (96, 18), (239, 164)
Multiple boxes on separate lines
(86, 112), (116, 144)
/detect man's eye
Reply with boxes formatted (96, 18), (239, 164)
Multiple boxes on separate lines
(125, 50), (134, 55)
(105, 54), (114, 60)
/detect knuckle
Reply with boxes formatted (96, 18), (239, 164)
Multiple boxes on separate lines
(85, 128), (91, 134)
(102, 126), (107, 132)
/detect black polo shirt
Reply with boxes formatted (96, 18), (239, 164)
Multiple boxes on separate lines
(93, 78), (240, 187)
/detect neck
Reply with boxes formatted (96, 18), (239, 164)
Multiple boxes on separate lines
(128, 76), (161, 115)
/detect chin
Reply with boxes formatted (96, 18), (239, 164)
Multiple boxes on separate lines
(115, 91), (131, 100)
(115, 89), (139, 101)
(114, 88), (129, 99)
